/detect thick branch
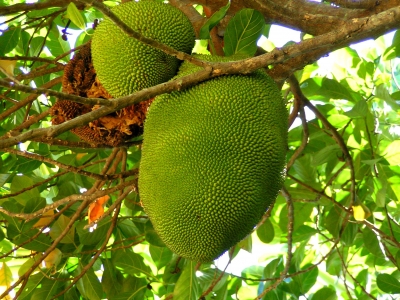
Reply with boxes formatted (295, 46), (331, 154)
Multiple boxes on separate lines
(0, 0), (82, 15)
(1, 4), (399, 149)
(327, 0), (381, 9)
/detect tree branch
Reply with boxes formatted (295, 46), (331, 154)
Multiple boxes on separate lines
(327, 0), (381, 9)
(288, 75), (356, 208)
(256, 186), (294, 299)
(0, 0), (82, 16)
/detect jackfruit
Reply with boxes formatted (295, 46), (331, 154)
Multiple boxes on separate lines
(139, 55), (288, 262)
(91, 1), (195, 98)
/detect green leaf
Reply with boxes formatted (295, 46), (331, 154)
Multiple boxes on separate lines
(16, 233), (52, 252)
(18, 253), (41, 277)
(341, 222), (358, 246)
(76, 266), (103, 300)
(326, 250), (342, 276)
(344, 100), (368, 118)
(29, 36), (45, 57)
(262, 24), (271, 38)
(324, 207), (345, 238)
(199, 2), (230, 39)
(355, 269), (368, 298)
(0, 173), (10, 187)
(113, 276), (148, 300)
(241, 265), (264, 280)
(76, 217), (110, 245)
(24, 197), (46, 214)
(0, 229), (5, 242)
(238, 234), (252, 253)
(383, 140), (400, 166)
(311, 144), (341, 166)
(173, 260), (200, 300)
(114, 250), (153, 278)
(376, 84), (400, 111)
(31, 274), (63, 300)
(362, 226), (385, 258)
(145, 221), (166, 247)
(212, 276), (229, 300)
(319, 78), (354, 101)
(64, 287), (80, 300)
(263, 257), (282, 278)
(66, 2), (86, 31)
(149, 245), (173, 270)
(18, 272), (48, 300)
(101, 258), (123, 299)
(109, 289), (148, 300)
(163, 256), (185, 284)
(224, 9), (265, 56)
(50, 214), (75, 244)
(396, 251), (400, 269)
(256, 218), (275, 243)
(279, 202), (314, 232)
(291, 154), (316, 183)
(310, 287), (337, 300)
(47, 30), (71, 60)
(292, 225), (318, 243)
(10, 175), (40, 205)
(376, 273), (400, 294)
(299, 265), (319, 294)
(0, 26), (21, 55)
(117, 219), (141, 239)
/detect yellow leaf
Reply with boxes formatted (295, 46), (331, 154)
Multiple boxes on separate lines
(352, 205), (365, 221)
(76, 153), (87, 160)
(0, 262), (12, 288)
(33, 209), (54, 228)
(0, 60), (16, 77)
(43, 248), (62, 270)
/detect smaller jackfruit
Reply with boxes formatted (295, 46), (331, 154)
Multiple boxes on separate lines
(91, 1), (195, 98)
(139, 55), (288, 262)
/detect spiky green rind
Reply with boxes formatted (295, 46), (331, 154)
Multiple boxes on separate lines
(139, 55), (287, 262)
(91, 1), (195, 98)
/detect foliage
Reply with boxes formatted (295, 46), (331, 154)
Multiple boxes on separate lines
(0, 0), (400, 299)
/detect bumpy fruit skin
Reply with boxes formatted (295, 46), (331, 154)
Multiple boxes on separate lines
(139, 55), (288, 262)
(91, 1), (195, 98)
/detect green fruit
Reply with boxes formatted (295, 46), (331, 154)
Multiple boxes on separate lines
(91, 1), (195, 98)
(139, 55), (287, 262)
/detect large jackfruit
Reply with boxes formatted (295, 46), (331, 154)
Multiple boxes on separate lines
(91, 1), (195, 98)
(139, 55), (287, 262)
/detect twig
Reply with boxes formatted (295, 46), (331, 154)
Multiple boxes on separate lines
(286, 94), (309, 170)
(0, 78), (112, 112)
(335, 243), (377, 299)
(288, 75), (356, 209)
(2, 148), (118, 181)
(0, 180), (136, 221)
(9, 197), (92, 300)
(51, 190), (127, 299)
(256, 187), (294, 299)
(0, 77), (62, 122)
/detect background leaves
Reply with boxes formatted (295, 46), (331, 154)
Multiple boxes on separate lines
(0, 0), (399, 299)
